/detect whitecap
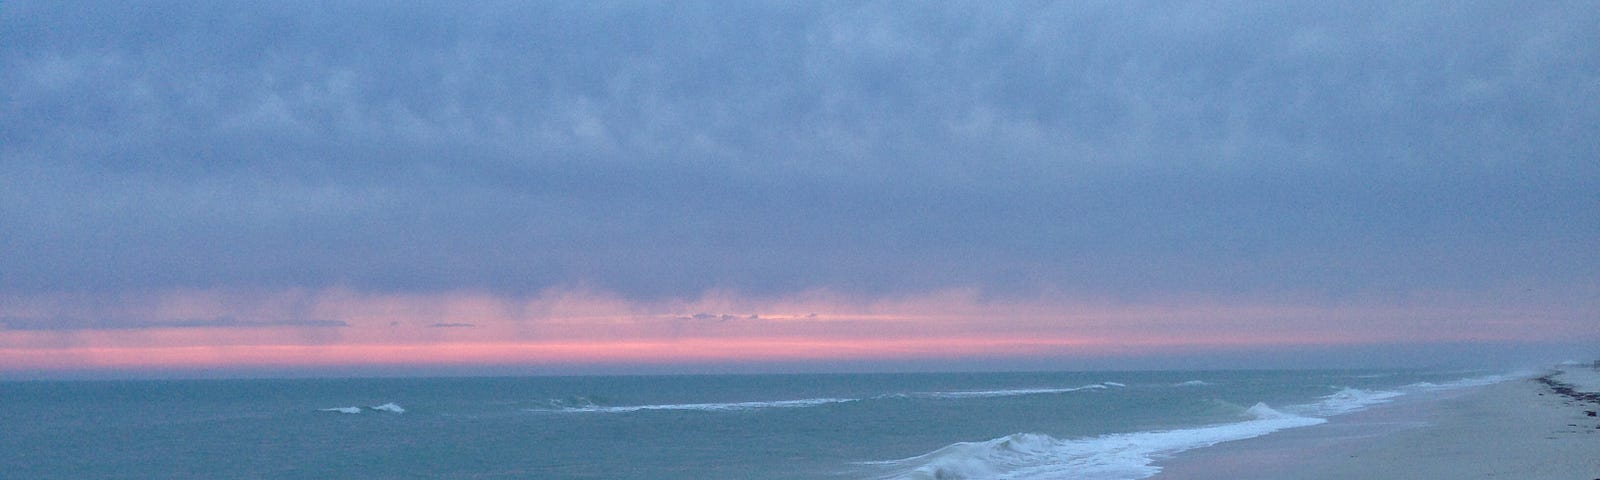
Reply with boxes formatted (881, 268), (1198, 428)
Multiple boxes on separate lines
(1302, 388), (1404, 416)
(538, 397), (856, 414)
(369, 403), (405, 414)
(539, 384), (1108, 414)
(1405, 373), (1518, 391)
(913, 384), (1107, 400)
(318, 406), (362, 414)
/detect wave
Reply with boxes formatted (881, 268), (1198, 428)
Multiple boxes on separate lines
(317, 403), (405, 414)
(1347, 372), (1398, 379)
(910, 384), (1107, 400)
(534, 396), (857, 414)
(538, 395), (604, 410)
(1292, 372), (1517, 416)
(863, 376), (1499, 480)
(1102, 382), (1127, 388)
(1406, 372), (1521, 391)
(1304, 387), (1404, 416)
(1298, 372), (1516, 416)
(1175, 380), (1211, 387)
(864, 403), (1324, 480)
(534, 384), (1108, 414)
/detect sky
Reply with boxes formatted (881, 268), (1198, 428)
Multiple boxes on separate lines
(2, 1), (1597, 378)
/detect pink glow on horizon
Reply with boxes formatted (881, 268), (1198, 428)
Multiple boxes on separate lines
(2, 287), (1595, 373)
(0, 337), (1084, 370)
(0, 333), (1384, 371)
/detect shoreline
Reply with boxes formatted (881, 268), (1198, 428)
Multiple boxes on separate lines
(1152, 366), (1600, 480)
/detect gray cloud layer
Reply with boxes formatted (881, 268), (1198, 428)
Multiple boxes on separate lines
(3, 1), (1596, 300)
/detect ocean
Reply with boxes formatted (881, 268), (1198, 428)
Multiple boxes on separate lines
(0, 369), (1513, 479)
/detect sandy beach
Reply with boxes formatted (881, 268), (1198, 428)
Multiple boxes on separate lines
(1155, 365), (1600, 480)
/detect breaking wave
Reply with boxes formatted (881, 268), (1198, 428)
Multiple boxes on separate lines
(1304, 387), (1404, 416)
(909, 385), (1107, 400)
(1406, 372), (1522, 391)
(865, 403), (1323, 480)
(531, 384), (1110, 414)
(535, 397), (857, 413)
(317, 403), (405, 414)
(863, 381), (1455, 480)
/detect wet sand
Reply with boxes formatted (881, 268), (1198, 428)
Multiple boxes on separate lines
(1154, 366), (1600, 480)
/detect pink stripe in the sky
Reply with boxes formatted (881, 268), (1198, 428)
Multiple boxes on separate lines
(1, 288), (1592, 373)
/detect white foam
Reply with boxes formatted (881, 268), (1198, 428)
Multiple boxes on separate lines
(868, 372), (1528, 479)
(537, 396), (604, 410)
(1305, 373), (1520, 416)
(1244, 402), (1296, 420)
(542, 397), (855, 414)
(541, 385), (1107, 414)
(370, 403), (405, 414)
(1103, 382), (1128, 388)
(319, 406), (362, 414)
(1304, 387), (1404, 416)
(915, 385), (1107, 400)
(1405, 373), (1518, 391)
(866, 406), (1325, 480)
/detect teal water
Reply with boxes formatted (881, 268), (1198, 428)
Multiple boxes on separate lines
(0, 369), (1511, 479)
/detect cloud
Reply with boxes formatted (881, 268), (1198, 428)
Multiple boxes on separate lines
(0, 316), (348, 332)
(0, 1), (1595, 303)
(677, 313), (743, 322)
